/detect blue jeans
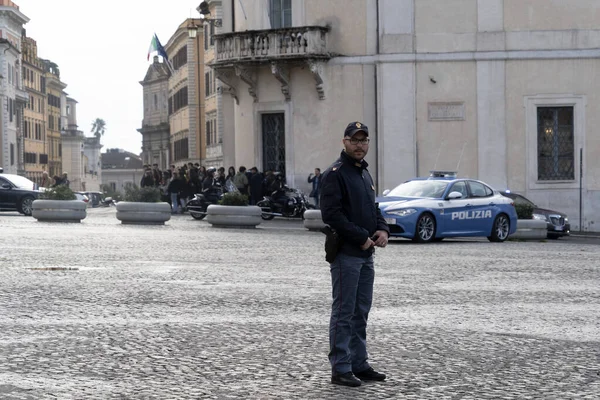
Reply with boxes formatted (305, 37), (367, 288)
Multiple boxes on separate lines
(170, 193), (179, 213)
(329, 252), (374, 375)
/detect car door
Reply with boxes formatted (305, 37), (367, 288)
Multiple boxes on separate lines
(465, 180), (495, 234)
(0, 176), (17, 210)
(439, 181), (472, 235)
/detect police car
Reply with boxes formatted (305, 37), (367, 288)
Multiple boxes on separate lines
(378, 172), (518, 243)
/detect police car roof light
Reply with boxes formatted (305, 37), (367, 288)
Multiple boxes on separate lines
(429, 170), (457, 178)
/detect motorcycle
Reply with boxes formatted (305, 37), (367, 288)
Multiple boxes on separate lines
(100, 197), (116, 207)
(257, 185), (310, 220)
(186, 180), (237, 220)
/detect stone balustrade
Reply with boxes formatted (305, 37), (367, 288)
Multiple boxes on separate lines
(214, 26), (329, 65)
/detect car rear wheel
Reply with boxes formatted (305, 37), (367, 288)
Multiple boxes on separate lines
(488, 214), (510, 242)
(412, 213), (436, 243)
(19, 196), (34, 216)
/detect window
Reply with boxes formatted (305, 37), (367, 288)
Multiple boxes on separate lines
(270, 0), (292, 28)
(39, 154), (48, 164)
(468, 181), (493, 198)
(154, 94), (158, 110)
(449, 182), (468, 199)
(205, 72), (210, 97)
(168, 86), (188, 115)
(204, 25), (208, 50)
(25, 152), (37, 164)
(10, 144), (14, 165)
(537, 107), (574, 181)
(173, 137), (189, 161)
(58, 143), (62, 157)
(210, 23), (215, 46)
(172, 46), (188, 70)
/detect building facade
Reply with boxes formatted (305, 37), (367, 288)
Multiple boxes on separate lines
(0, 1), (28, 175)
(83, 136), (102, 192)
(139, 55), (170, 170)
(60, 97), (85, 191)
(43, 60), (66, 178)
(202, 0), (227, 168)
(22, 35), (48, 183)
(101, 148), (144, 194)
(212, 0), (600, 232)
(164, 19), (206, 167)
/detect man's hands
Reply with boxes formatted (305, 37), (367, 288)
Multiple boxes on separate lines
(372, 230), (389, 248)
(361, 230), (389, 250)
(360, 237), (375, 250)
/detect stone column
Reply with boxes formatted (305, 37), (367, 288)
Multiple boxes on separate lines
(476, 0), (507, 189)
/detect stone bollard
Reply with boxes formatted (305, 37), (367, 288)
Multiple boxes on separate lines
(511, 219), (547, 240)
(303, 209), (326, 231)
(32, 199), (87, 223)
(206, 205), (262, 228)
(116, 202), (171, 225)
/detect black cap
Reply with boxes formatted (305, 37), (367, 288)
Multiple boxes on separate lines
(344, 121), (368, 137)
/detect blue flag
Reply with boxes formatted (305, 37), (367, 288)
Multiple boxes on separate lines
(154, 34), (169, 62)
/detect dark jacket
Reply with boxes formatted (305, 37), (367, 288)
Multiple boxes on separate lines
(140, 174), (154, 188)
(167, 177), (185, 194)
(308, 174), (321, 197)
(250, 173), (264, 200)
(320, 151), (389, 258)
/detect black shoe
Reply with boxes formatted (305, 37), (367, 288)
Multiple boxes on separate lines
(331, 372), (362, 387)
(354, 367), (386, 381)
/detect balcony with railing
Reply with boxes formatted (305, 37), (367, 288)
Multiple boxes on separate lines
(211, 26), (330, 102)
(213, 26), (329, 66)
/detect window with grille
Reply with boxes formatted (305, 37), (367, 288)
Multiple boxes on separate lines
(270, 0), (292, 29)
(537, 107), (574, 181)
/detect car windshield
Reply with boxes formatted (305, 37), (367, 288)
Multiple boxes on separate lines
(5, 175), (36, 190)
(386, 180), (449, 198)
(512, 194), (535, 207)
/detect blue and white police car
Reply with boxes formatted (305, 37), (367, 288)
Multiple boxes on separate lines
(378, 172), (518, 243)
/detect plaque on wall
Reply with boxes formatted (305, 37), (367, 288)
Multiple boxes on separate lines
(428, 102), (465, 121)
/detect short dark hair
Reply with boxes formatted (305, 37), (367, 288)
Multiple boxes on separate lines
(239, 166), (246, 173)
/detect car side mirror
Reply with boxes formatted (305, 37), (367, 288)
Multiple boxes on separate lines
(447, 191), (463, 200)
(382, 189), (390, 196)
(1, 183), (11, 189)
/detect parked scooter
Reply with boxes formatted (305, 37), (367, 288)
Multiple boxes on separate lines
(100, 197), (116, 207)
(186, 180), (237, 220)
(257, 185), (310, 220)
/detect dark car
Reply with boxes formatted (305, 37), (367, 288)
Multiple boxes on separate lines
(0, 174), (42, 216)
(501, 192), (570, 239)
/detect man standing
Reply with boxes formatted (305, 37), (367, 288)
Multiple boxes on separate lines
(308, 167), (322, 207)
(320, 121), (390, 387)
(249, 167), (264, 205)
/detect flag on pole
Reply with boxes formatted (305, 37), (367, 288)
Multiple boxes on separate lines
(147, 33), (174, 74)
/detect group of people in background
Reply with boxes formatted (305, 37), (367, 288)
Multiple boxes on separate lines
(39, 171), (70, 189)
(137, 163), (323, 213)
(138, 163), (323, 213)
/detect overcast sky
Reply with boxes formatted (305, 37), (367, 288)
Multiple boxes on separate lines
(17, 0), (203, 155)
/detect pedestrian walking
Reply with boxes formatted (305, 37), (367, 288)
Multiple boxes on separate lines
(308, 167), (322, 207)
(319, 121), (390, 387)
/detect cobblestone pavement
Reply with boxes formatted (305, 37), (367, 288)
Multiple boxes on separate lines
(0, 208), (599, 399)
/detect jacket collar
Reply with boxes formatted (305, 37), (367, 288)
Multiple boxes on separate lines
(340, 150), (368, 170)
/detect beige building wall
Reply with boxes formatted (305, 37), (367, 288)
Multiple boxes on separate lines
(22, 37), (47, 183)
(217, 0), (600, 231)
(45, 71), (66, 178)
(165, 19), (205, 166)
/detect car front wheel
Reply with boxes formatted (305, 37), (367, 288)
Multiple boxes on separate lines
(488, 214), (510, 242)
(19, 196), (34, 216)
(413, 213), (436, 243)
